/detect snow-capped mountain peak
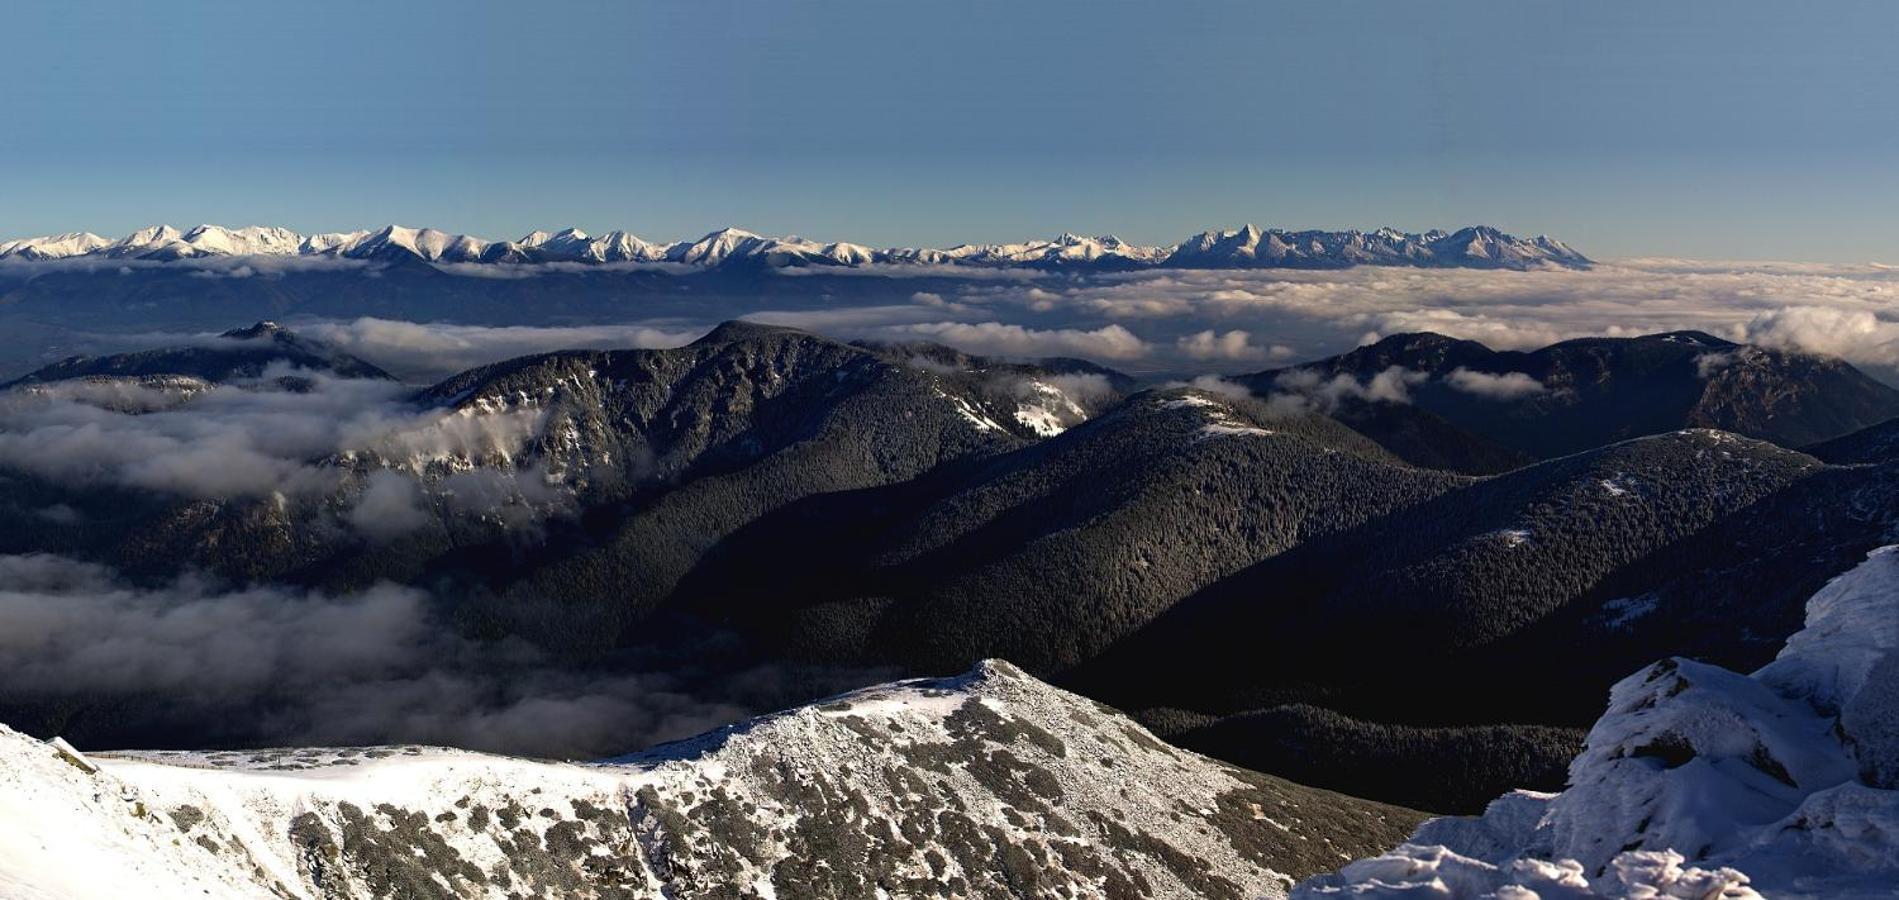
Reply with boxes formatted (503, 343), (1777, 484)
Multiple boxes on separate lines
(0, 231), (112, 260)
(0, 222), (1590, 270)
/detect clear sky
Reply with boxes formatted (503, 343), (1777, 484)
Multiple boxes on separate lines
(4, 0), (1896, 262)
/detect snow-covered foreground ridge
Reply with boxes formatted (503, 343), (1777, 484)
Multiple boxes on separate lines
(1296, 546), (1899, 899)
(0, 223), (1588, 271)
(0, 660), (1420, 900)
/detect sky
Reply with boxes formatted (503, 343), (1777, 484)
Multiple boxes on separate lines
(3, 0), (1897, 262)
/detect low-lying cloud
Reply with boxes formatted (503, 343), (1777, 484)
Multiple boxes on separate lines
(871, 321), (1151, 360)
(302, 317), (705, 383)
(1176, 329), (1288, 362)
(1739, 306), (1899, 368)
(0, 554), (890, 757)
(927, 259), (1899, 378)
(1445, 367), (1547, 399)
(1272, 365), (1427, 410)
(19, 256), (1899, 381)
(0, 369), (564, 538)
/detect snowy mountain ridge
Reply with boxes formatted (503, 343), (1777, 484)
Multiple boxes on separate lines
(0, 660), (1422, 899)
(0, 223), (1590, 271)
(1296, 545), (1899, 899)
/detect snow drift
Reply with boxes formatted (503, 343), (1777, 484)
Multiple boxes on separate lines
(1296, 545), (1899, 899)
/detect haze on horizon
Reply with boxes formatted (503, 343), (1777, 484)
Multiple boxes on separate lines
(4, 0), (1898, 263)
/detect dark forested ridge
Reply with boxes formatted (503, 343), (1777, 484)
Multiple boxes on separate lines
(3, 319), (1897, 813)
(2, 320), (393, 386)
(670, 388), (1465, 673)
(1065, 431), (1827, 807)
(1240, 330), (1899, 459)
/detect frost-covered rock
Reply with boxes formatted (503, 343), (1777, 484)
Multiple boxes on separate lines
(0, 660), (1421, 899)
(1295, 546), (1899, 899)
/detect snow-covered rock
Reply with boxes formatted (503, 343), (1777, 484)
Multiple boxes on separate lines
(0, 660), (1421, 899)
(1295, 546), (1899, 899)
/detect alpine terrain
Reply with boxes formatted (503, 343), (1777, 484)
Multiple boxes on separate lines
(1298, 545), (1899, 898)
(0, 661), (1421, 900)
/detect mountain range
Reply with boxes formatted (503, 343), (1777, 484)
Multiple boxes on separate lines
(0, 223), (1590, 271)
(4, 315), (1899, 893)
(1, 321), (1894, 793)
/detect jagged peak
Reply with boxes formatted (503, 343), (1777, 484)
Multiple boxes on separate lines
(696, 226), (763, 241)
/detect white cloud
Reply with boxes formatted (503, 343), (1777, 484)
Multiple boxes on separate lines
(346, 470), (434, 541)
(0, 554), (891, 757)
(1696, 351), (1737, 378)
(1177, 329), (1270, 362)
(875, 321), (1151, 360)
(1185, 375), (1254, 401)
(983, 260), (1899, 376)
(302, 318), (704, 382)
(1740, 306), (1899, 369)
(1024, 288), (1065, 313)
(0, 369), (567, 536)
(430, 260), (696, 279)
(1445, 367), (1547, 400)
(739, 304), (956, 332)
(1363, 309), (1565, 350)
(1272, 365), (1427, 410)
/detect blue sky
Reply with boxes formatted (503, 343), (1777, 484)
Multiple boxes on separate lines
(4, 0), (1896, 261)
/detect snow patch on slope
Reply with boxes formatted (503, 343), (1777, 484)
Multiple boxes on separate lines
(1157, 392), (1276, 440)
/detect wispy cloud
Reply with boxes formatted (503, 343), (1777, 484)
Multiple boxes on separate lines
(0, 369), (565, 537)
(302, 317), (704, 382)
(1270, 366), (1427, 409)
(870, 321), (1152, 360)
(1445, 367), (1548, 399)
(1176, 329), (1280, 362)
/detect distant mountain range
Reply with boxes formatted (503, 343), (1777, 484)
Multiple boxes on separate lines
(0, 223), (1591, 271)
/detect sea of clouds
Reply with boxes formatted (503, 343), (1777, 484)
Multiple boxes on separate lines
(726, 258), (1899, 380)
(5, 255), (1899, 756)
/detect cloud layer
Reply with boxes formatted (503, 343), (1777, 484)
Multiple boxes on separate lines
(0, 554), (888, 757)
(870, 321), (1151, 360)
(1445, 368), (1548, 399)
(0, 369), (564, 538)
(860, 259), (1899, 378)
(302, 318), (704, 382)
